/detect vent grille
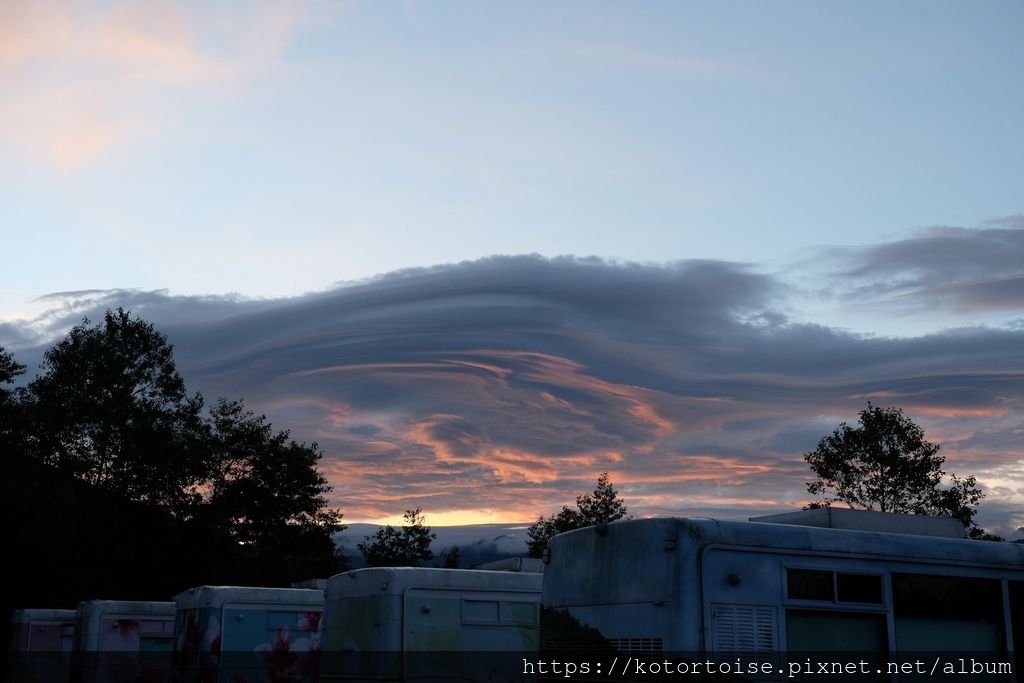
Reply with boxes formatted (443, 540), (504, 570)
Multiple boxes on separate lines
(609, 637), (663, 655)
(711, 604), (776, 652)
(542, 638), (663, 656)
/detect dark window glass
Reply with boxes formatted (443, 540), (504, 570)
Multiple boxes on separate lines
(787, 569), (834, 601)
(837, 573), (883, 604)
(892, 573), (1006, 652)
(892, 573), (1002, 622)
(786, 609), (888, 653)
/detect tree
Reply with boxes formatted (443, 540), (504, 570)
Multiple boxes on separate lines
(438, 546), (461, 569)
(20, 309), (351, 580)
(359, 508), (437, 567)
(0, 346), (27, 450)
(25, 309), (208, 513)
(0, 346), (24, 394)
(202, 398), (347, 578)
(527, 472), (629, 558)
(804, 403), (992, 538)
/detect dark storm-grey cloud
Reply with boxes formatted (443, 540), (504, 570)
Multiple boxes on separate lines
(815, 220), (1024, 312)
(2, 252), (1021, 533)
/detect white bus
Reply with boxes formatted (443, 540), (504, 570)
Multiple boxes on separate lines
(10, 609), (76, 654)
(8, 609), (76, 683)
(541, 511), (1024, 677)
(319, 567), (541, 681)
(71, 600), (175, 683)
(172, 585), (323, 683)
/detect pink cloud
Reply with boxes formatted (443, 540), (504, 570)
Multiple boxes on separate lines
(0, 0), (323, 171)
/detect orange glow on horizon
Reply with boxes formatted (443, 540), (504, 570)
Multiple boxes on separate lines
(360, 509), (534, 526)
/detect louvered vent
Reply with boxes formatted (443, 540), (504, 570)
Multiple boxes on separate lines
(609, 637), (663, 655)
(711, 604), (777, 652)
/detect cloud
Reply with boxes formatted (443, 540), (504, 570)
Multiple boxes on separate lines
(0, 3), (220, 82)
(565, 46), (776, 83)
(811, 219), (1024, 314)
(3, 253), (1023, 536)
(0, 0), (322, 171)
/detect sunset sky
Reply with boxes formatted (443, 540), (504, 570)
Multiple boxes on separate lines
(2, 2), (1022, 536)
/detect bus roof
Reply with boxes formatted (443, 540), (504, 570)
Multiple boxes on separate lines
(548, 517), (1024, 568)
(174, 585), (323, 609)
(75, 600), (175, 618)
(11, 609), (76, 624)
(326, 567), (542, 600)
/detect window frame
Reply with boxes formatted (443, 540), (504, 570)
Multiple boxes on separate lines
(784, 567), (886, 608)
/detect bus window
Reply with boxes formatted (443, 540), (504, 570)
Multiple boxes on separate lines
(837, 573), (883, 604)
(786, 569), (883, 605)
(892, 574), (1004, 652)
(787, 569), (834, 601)
(786, 609), (888, 652)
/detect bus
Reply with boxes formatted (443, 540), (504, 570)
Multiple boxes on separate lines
(8, 609), (76, 683)
(319, 567), (541, 681)
(172, 585), (323, 683)
(71, 601), (175, 683)
(541, 510), (1024, 679)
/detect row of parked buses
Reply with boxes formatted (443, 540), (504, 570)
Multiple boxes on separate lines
(8, 509), (1024, 682)
(7, 568), (542, 683)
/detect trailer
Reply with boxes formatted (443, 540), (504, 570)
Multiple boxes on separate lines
(319, 567), (542, 681)
(10, 609), (76, 654)
(70, 600), (175, 683)
(7, 609), (76, 683)
(172, 585), (324, 683)
(541, 511), (1024, 678)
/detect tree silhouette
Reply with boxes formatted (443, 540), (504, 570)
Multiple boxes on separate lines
(0, 346), (24, 389)
(0, 346), (26, 451)
(15, 309), (349, 581)
(359, 508), (437, 567)
(805, 403), (995, 539)
(527, 472), (629, 558)
(438, 546), (461, 568)
(25, 309), (207, 513)
(202, 398), (347, 578)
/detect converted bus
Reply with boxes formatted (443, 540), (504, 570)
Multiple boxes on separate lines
(541, 510), (1024, 678)
(70, 600), (175, 683)
(7, 609), (76, 683)
(172, 585), (323, 683)
(9, 609), (76, 655)
(319, 567), (541, 681)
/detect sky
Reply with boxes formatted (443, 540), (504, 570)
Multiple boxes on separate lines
(1, 2), (1022, 536)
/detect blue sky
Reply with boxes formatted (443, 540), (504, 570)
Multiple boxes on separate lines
(3, 1), (1021, 318)
(1, 2), (1022, 534)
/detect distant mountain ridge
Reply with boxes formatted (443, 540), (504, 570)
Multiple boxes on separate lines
(334, 523), (532, 569)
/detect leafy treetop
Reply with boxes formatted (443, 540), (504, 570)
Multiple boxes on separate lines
(0, 346), (27, 450)
(15, 308), (348, 576)
(25, 309), (207, 511)
(527, 472), (629, 558)
(804, 402), (995, 540)
(202, 397), (346, 543)
(359, 507), (438, 567)
(0, 346), (25, 389)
